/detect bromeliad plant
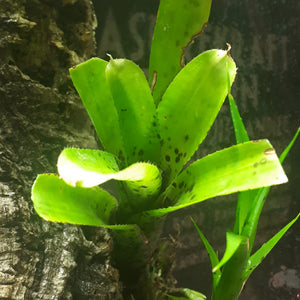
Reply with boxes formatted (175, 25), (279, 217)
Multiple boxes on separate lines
(30, 0), (294, 298)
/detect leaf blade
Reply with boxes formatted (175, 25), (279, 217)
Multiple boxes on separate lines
(149, 0), (212, 104)
(213, 232), (244, 272)
(191, 218), (221, 290)
(244, 213), (300, 280)
(69, 58), (124, 159)
(31, 174), (118, 226)
(157, 49), (237, 183)
(144, 140), (287, 217)
(57, 148), (162, 211)
(106, 58), (160, 165)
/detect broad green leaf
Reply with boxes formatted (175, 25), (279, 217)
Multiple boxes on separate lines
(243, 212), (300, 281)
(213, 232), (244, 272)
(149, 0), (212, 104)
(142, 140), (287, 218)
(57, 148), (162, 210)
(213, 236), (249, 300)
(106, 57), (160, 165)
(157, 49), (236, 183)
(31, 174), (117, 226)
(191, 218), (221, 290)
(242, 127), (299, 251)
(57, 148), (119, 187)
(69, 58), (124, 162)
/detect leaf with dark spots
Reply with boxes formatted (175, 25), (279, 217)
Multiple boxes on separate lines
(142, 140), (286, 218)
(157, 49), (237, 183)
(165, 155), (171, 162)
(178, 181), (184, 189)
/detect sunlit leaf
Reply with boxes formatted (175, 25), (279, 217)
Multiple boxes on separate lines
(106, 57), (160, 165)
(157, 48), (236, 183)
(242, 128), (300, 251)
(145, 140), (287, 217)
(69, 58), (124, 161)
(57, 148), (162, 211)
(149, 0), (212, 104)
(31, 174), (118, 226)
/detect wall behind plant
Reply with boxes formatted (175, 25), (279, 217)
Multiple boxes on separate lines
(93, 0), (299, 298)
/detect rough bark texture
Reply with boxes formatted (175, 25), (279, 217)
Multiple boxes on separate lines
(0, 0), (123, 299)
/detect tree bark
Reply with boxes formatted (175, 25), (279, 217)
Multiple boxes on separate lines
(0, 0), (122, 299)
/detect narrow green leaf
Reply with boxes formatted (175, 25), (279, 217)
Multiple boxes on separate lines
(31, 174), (118, 226)
(241, 187), (270, 252)
(69, 58), (124, 161)
(57, 148), (162, 210)
(106, 58), (160, 165)
(166, 288), (206, 300)
(242, 127), (300, 251)
(213, 232), (244, 272)
(279, 127), (299, 163)
(157, 48), (236, 183)
(213, 236), (249, 300)
(234, 189), (259, 235)
(149, 0), (212, 104)
(228, 93), (249, 144)
(191, 218), (221, 290)
(144, 140), (287, 218)
(244, 213), (300, 281)
(227, 88), (252, 234)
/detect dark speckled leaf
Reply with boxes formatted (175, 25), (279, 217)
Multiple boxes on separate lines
(157, 49), (236, 183)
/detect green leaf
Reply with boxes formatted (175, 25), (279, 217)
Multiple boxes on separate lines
(243, 212), (300, 281)
(212, 235), (249, 300)
(57, 148), (162, 210)
(57, 148), (119, 187)
(31, 174), (118, 226)
(213, 232), (244, 272)
(234, 189), (259, 235)
(228, 88), (251, 234)
(278, 127), (299, 163)
(157, 48), (237, 183)
(144, 140), (287, 218)
(106, 57), (160, 165)
(191, 218), (221, 290)
(228, 92), (249, 144)
(149, 0), (212, 105)
(241, 127), (300, 251)
(166, 288), (206, 300)
(69, 58), (124, 161)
